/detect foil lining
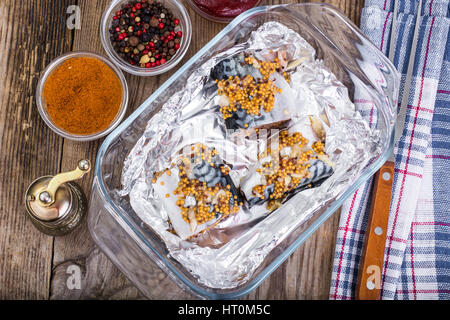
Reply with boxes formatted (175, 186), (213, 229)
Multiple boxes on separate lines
(120, 22), (381, 289)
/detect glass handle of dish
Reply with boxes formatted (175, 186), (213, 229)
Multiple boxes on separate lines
(356, 161), (394, 300)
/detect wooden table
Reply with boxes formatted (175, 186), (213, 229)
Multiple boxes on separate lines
(0, 0), (364, 299)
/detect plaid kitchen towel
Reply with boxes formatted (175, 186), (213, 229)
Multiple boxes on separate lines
(366, 0), (449, 15)
(330, 0), (450, 300)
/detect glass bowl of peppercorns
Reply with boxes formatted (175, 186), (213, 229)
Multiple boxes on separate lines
(101, 0), (192, 76)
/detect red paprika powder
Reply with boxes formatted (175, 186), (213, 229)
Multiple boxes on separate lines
(43, 57), (123, 135)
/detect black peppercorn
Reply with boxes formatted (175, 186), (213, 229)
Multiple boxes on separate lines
(150, 17), (159, 27)
(129, 36), (139, 46)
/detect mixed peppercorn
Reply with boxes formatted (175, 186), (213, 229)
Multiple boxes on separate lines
(109, 0), (183, 68)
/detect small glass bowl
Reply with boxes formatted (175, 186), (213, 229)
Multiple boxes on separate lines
(185, 0), (263, 23)
(36, 51), (129, 142)
(100, 0), (192, 76)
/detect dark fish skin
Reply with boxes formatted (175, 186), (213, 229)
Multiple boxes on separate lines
(210, 53), (262, 81)
(246, 159), (334, 207)
(193, 159), (227, 188)
(223, 105), (265, 130)
(248, 184), (274, 207)
(293, 159), (334, 193)
(192, 160), (243, 207)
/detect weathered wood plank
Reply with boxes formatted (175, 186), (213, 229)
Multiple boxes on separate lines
(48, 0), (364, 299)
(0, 0), (73, 299)
(50, 0), (145, 300)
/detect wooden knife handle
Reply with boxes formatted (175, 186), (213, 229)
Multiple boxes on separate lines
(356, 161), (394, 300)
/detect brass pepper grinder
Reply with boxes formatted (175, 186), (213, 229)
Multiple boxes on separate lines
(25, 160), (91, 236)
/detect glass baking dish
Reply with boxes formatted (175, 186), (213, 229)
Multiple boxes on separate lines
(88, 3), (399, 299)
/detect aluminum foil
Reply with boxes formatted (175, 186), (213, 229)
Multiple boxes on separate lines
(120, 22), (381, 289)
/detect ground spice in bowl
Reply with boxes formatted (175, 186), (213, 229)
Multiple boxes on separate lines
(42, 56), (123, 135)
